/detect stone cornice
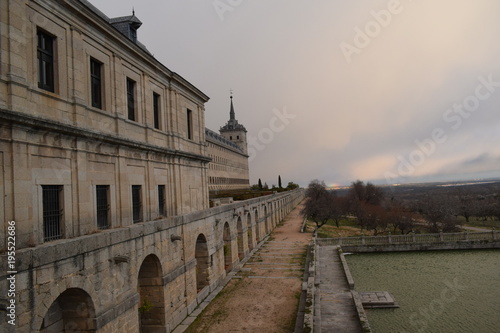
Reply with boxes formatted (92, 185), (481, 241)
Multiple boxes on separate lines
(0, 109), (211, 163)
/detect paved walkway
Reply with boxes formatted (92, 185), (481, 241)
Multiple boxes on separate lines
(315, 245), (363, 332)
(461, 225), (493, 232)
(176, 203), (312, 333)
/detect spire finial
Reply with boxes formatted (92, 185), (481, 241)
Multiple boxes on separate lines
(132, 7), (135, 16)
(229, 89), (235, 120)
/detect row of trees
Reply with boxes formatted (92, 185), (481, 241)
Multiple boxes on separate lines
(302, 180), (500, 235)
(252, 175), (299, 191)
(301, 180), (418, 234)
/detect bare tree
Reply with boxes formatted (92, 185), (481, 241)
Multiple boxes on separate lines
(418, 194), (457, 232)
(348, 180), (384, 206)
(347, 180), (386, 233)
(454, 187), (476, 223)
(301, 180), (339, 231)
(385, 203), (416, 234)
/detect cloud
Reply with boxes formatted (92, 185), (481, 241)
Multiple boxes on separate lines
(89, 0), (500, 186)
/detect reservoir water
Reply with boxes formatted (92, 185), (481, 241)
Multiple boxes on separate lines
(346, 250), (500, 333)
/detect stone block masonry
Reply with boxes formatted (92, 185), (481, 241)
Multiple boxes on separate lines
(0, 189), (303, 332)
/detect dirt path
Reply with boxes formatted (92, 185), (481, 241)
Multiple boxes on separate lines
(185, 202), (312, 333)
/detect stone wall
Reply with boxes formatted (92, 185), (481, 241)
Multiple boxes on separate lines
(317, 231), (500, 253)
(0, 189), (304, 332)
(338, 241), (500, 253)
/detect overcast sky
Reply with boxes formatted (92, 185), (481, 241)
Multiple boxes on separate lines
(89, 0), (500, 187)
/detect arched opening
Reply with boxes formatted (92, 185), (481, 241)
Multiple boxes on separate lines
(247, 213), (253, 250)
(272, 202), (277, 227)
(40, 288), (96, 332)
(277, 202), (280, 225)
(138, 254), (165, 333)
(254, 210), (260, 242)
(236, 217), (244, 260)
(223, 222), (232, 272)
(195, 234), (210, 291)
(264, 206), (269, 235)
(280, 201), (285, 222)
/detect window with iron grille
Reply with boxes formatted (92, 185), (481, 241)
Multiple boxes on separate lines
(153, 92), (160, 129)
(96, 185), (110, 229)
(37, 29), (55, 92)
(187, 109), (193, 139)
(127, 78), (136, 121)
(90, 58), (103, 109)
(42, 185), (63, 241)
(132, 185), (142, 223)
(158, 185), (166, 216)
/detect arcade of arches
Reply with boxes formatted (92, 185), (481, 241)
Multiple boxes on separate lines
(25, 191), (303, 333)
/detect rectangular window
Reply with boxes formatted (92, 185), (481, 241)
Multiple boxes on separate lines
(153, 93), (160, 129)
(42, 185), (63, 241)
(132, 185), (142, 223)
(158, 185), (166, 216)
(90, 58), (103, 109)
(37, 29), (55, 92)
(127, 78), (136, 121)
(187, 109), (193, 140)
(96, 185), (110, 229)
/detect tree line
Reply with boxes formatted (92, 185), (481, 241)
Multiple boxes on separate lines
(251, 175), (299, 191)
(302, 179), (500, 235)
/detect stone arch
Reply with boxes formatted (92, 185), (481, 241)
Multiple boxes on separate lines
(277, 201), (282, 223)
(138, 254), (165, 332)
(273, 202), (277, 227)
(254, 210), (260, 242)
(264, 205), (269, 234)
(195, 233), (210, 291)
(269, 201), (278, 230)
(246, 213), (253, 250)
(223, 222), (232, 272)
(280, 200), (283, 223)
(236, 217), (244, 260)
(40, 288), (96, 332)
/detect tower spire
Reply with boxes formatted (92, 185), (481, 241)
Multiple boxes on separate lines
(220, 90), (246, 133)
(219, 90), (248, 155)
(229, 90), (235, 120)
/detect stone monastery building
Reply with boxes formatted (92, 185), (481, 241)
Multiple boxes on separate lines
(206, 94), (250, 191)
(0, 0), (302, 332)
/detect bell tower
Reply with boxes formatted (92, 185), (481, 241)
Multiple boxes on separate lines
(219, 92), (248, 155)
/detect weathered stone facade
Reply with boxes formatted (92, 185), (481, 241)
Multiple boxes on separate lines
(0, 0), (210, 249)
(0, 0), (303, 331)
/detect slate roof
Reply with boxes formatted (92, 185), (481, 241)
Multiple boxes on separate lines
(78, 0), (150, 54)
(205, 128), (244, 154)
(220, 96), (247, 132)
(109, 15), (142, 27)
